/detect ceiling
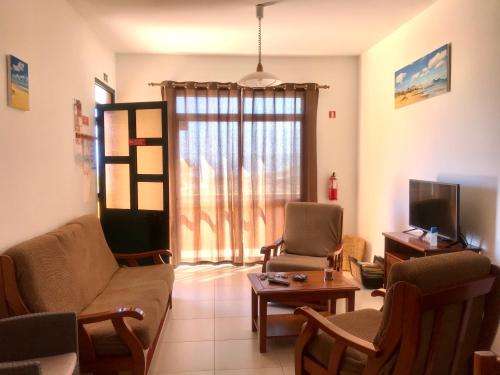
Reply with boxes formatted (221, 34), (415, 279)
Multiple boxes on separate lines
(68, 0), (437, 55)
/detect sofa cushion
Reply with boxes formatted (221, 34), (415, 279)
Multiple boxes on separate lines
(283, 202), (343, 257)
(107, 264), (175, 293)
(6, 215), (119, 313)
(305, 309), (382, 373)
(80, 279), (169, 355)
(266, 253), (328, 272)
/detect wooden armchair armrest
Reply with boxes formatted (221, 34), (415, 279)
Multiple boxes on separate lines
(260, 238), (284, 272)
(371, 288), (387, 298)
(327, 242), (344, 271)
(295, 306), (380, 356)
(114, 249), (173, 266)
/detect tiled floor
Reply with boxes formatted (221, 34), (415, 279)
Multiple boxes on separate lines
(148, 265), (383, 375)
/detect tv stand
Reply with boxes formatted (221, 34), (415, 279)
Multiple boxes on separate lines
(382, 232), (480, 286)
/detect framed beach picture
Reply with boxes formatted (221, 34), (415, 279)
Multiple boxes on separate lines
(395, 44), (450, 109)
(7, 55), (30, 111)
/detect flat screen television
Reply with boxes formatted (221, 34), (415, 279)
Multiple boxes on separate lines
(409, 179), (460, 240)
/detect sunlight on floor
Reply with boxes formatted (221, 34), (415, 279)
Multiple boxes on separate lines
(148, 264), (383, 374)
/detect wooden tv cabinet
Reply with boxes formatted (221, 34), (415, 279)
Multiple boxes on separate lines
(382, 231), (481, 286)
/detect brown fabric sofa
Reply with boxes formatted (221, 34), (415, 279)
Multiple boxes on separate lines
(0, 215), (174, 375)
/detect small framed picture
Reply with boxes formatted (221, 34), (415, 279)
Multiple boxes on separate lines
(7, 54), (30, 111)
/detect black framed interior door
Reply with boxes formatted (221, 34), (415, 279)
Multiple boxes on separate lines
(96, 101), (169, 254)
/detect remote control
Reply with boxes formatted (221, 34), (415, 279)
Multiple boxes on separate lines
(293, 274), (307, 281)
(268, 277), (290, 286)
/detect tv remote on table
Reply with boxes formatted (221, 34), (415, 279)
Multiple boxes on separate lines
(268, 277), (290, 286)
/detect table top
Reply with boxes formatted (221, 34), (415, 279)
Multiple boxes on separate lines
(247, 271), (360, 296)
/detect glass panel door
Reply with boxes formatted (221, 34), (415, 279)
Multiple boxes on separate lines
(96, 101), (169, 255)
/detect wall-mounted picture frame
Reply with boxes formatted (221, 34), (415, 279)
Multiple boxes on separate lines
(7, 54), (30, 111)
(395, 43), (450, 109)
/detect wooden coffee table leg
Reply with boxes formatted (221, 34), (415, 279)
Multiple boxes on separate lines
(251, 288), (257, 332)
(347, 291), (355, 312)
(259, 296), (268, 353)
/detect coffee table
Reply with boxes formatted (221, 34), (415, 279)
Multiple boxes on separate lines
(247, 270), (360, 352)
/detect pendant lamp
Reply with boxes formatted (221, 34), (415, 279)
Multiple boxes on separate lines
(238, 3), (282, 88)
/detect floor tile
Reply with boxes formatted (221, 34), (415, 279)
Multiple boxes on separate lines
(215, 339), (281, 370)
(154, 372), (214, 375)
(170, 299), (215, 319)
(162, 318), (214, 342)
(269, 338), (296, 368)
(173, 282), (215, 301)
(151, 341), (214, 373)
(282, 367), (294, 375)
(215, 300), (252, 317)
(215, 317), (257, 340)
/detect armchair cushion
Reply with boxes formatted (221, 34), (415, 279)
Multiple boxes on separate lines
(305, 309), (382, 372)
(265, 253), (329, 272)
(283, 202), (343, 257)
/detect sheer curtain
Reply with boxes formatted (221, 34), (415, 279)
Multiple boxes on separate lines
(163, 82), (318, 264)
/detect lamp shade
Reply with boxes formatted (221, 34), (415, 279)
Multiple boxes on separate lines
(238, 70), (282, 88)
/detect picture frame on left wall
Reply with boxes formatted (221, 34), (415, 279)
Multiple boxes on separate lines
(6, 54), (29, 111)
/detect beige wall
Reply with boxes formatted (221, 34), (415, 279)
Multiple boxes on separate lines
(358, 0), (500, 352)
(0, 0), (115, 251)
(359, 0), (500, 247)
(116, 54), (359, 235)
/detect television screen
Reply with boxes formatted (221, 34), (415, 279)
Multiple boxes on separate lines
(409, 180), (459, 240)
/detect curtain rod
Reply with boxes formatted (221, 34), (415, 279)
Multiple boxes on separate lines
(148, 81), (330, 90)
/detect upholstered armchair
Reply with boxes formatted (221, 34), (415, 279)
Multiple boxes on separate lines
(261, 202), (343, 273)
(0, 312), (79, 375)
(294, 251), (500, 375)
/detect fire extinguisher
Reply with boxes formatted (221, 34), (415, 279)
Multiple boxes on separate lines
(328, 172), (338, 200)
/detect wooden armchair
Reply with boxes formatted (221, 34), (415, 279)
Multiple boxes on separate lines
(294, 251), (499, 375)
(261, 202), (344, 273)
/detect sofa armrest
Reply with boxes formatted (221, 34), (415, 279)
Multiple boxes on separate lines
(114, 250), (173, 266)
(0, 312), (77, 362)
(0, 361), (41, 375)
(78, 307), (144, 324)
(78, 306), (146, 363)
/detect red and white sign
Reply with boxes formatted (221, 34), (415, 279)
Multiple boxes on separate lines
(129, 138), (146, 146)
(328, 110), (336, 119)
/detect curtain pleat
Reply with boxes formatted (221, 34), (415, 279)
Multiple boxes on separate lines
(163, 82), (319, 265)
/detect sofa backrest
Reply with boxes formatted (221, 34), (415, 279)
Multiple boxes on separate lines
(283, 202), (343, 257)
(5, 215), (119, 313)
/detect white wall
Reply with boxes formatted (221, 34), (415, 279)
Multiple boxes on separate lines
(358, 0), (500, 263)
(0, 0), (115, 251)
(116, 54), (359, 235)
